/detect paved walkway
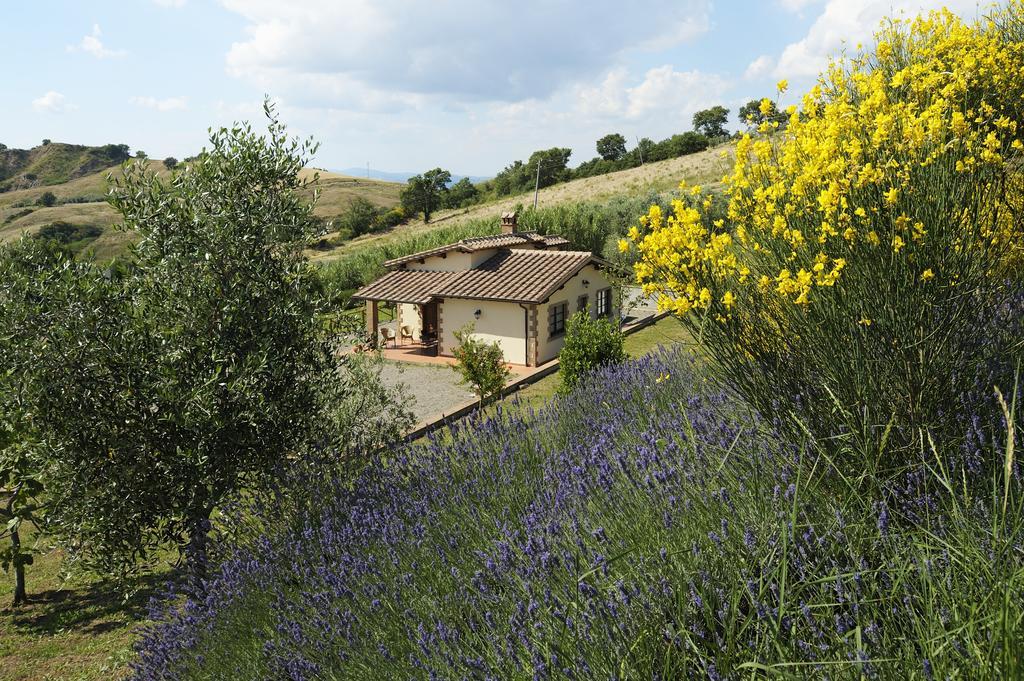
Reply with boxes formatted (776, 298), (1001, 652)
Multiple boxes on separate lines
(379, 361), (479, 423)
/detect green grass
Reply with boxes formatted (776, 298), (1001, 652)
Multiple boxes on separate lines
(0, 523), (174, 681)
(493, 315), (695, 416)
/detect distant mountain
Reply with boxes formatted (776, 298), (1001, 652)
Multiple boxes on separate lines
(0, 142), (132, 192)
(336, 168), (491, 185)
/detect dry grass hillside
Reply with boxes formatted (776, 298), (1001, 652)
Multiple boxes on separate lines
(310, 143), (735, 263)
(0, 164), (403, 260)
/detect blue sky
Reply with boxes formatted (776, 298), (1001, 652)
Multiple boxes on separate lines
(1, 0), (984, 176)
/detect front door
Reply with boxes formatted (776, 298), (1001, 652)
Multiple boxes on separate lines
(422, 301), (438, 347)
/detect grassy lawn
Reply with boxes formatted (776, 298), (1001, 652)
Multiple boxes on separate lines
(0, 525), (174, 681)
(489, 315), (696, 417)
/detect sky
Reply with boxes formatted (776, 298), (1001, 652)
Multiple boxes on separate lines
(1, 0), (987, 177)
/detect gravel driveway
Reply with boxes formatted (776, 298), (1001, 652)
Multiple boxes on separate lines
(379, 361), (478, 423)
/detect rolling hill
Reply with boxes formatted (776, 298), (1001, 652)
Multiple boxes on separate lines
(0, 146), (404, 260)
(0, 142), (132, 192)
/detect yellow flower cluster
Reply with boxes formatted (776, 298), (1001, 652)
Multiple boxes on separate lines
(629, 4), (1024, 320)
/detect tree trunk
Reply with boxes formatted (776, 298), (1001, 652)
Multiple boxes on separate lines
(11, 527), (27, 607)
(187, 513), (212, 588)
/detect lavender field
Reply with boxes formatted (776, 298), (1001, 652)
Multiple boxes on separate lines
(133, 348), (1022, 679)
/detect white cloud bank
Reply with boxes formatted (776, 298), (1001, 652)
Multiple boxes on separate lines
(32, 91), (76, 113)
(67, 24), (126, 59)
(218, 0), (711, 109)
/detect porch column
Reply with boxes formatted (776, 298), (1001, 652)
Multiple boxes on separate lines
(366, 300), (379, 347)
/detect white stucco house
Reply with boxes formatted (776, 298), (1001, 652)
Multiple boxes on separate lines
(352, 213), (619, 367)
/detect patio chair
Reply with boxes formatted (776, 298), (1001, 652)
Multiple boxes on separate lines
(379, 327), (396, 348)
(400, 325), (414, 345)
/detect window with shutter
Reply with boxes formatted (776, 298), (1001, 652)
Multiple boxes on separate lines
(548, 302), (567, 337)
(596, 288), (612, 318)
(577, 295), (589, 315)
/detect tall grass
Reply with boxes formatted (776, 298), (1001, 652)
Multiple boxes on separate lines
(133, 349), (1023, 679)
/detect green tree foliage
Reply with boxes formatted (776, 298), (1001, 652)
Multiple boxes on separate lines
(401, 168), (451, 222)
(163, 156), (178, 170)
(558, 312), (626, 394)
(339, 196), (385, 236)
(36, 191), (56, 207)
(493, 148), (572, 197)
(692, 106), (730, 138)
(135, 150), (148, 160)
(445, 177), (479, 209)
(596, 133), (627, 161)
(0, 102), (410, 582)
(451, 324), (510, 406)
(738, 99), (789, 130)
(636, 137), (655, 163)
(655, 132), (709, 160)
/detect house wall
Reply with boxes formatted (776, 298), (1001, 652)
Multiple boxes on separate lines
(535, 265), (618, 364)
(397, 303), (422, 340)
(439, 298), (528, 365)
(404, 252), (473, 272)
(401, 245), (536, 272)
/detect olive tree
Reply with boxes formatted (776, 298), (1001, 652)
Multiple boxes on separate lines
(0, 102), (410, 581)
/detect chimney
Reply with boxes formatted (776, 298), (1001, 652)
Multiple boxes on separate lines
(500, 211), (518, 235)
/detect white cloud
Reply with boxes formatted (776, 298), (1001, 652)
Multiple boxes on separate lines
(32, 91), (76, 113)
(131, 96), (189, 111)
(574, 65), (730, 122)
(218, 0), (710, 108)
(744, 54), (775, 80)
(621, 65), (730, 120)
(67, 24), (126, 59)
(775, 0), (982, 79)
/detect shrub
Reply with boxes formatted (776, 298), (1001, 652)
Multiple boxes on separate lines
(558, 311), (625, 393)
(34, 221), (102, 247)
(451, 323), (510, 405)
(337, 196), (384, 236)
(628, 6), (1024, 459)
(163, 157), (178, 170)
(36, 191), (56, 207)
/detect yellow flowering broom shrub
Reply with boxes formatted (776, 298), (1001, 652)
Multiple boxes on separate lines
(628, 4), (1024, 456)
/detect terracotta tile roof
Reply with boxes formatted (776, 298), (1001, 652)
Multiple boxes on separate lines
(357, 248), (613, 306)
(351, 269), (461, 304)
(433, 249), (597, 304)
(382, 232), (569, 268)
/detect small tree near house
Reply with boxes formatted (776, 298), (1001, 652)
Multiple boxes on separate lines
(451, 324), (510, 406)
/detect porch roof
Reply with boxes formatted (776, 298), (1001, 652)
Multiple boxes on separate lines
(351, 269), (460, 305)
